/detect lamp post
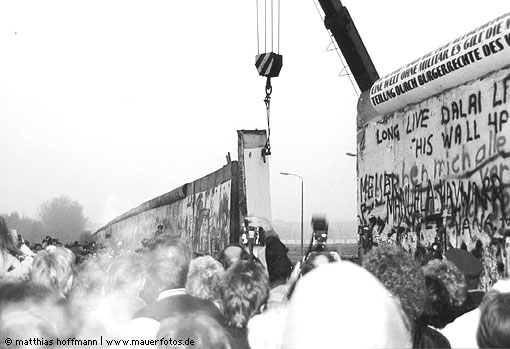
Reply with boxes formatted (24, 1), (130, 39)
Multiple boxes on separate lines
(280, 172), (304, 256)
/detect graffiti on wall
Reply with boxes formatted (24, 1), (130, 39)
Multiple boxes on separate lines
(93, 163), (237, 257)
(358, 68), (510, 288)
(191, 181), (231, 257)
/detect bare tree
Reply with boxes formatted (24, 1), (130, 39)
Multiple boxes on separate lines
(39, 195), (88, 242)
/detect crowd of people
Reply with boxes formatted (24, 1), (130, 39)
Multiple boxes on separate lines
(2, 214), (510, 348)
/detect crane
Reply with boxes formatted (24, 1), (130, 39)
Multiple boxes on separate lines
(317, 0), (379, 93)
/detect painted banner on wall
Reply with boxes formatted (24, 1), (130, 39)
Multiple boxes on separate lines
(370, 12), (510, 115)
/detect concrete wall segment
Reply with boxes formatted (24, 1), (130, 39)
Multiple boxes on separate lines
(357, 66), (510, 289)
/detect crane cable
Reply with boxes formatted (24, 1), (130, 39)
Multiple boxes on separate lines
(255, 0), (281, 158)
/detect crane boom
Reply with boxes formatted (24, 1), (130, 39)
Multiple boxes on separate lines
(317, 0), (379, 92)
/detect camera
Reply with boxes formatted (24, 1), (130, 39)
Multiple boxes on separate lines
(303, 215), (329, 260)
(311, 215), (328, 251)
(240, 219), (266, 246)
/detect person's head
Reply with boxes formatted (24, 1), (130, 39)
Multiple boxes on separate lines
(420, 275), (455, 329)
(217, 244), (251, 270)
(264, 237), (294, 287)
(141, 237), (153, 248)
(186, 255), (224, 303)
(477, 291), (510, 348)
(362, 244), (426, 329)
(154, 225), (164, 239)
(423, 258), (467, 308)
(148, 234), (192, 292)
(68, 259), (107, 310)
(29, 247), (76, 299)
(283, 261), (412, 349)
(301, 251), (336, 276)
(157, 314), (232, 349)
(414, 244), (429, 266)
(445, 248), (482, 290)
(107, 252), (148, 295)
(0, 281), (70, 346)
(0, 216), (21, 257)
(218, 260), (269, 329)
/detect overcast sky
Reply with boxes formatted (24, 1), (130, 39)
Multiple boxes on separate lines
(0, 1), (508, 229)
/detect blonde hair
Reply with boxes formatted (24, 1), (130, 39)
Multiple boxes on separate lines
(186, 256), (223, 302)
(29, 247), (76, 298)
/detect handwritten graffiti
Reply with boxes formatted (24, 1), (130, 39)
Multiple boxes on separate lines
(190, 183), (232, 255)
(376, 124), (400, 144)
(210, 191), (230, 256)
(360, 63), (510, 289)
(363, 173), (507, 226)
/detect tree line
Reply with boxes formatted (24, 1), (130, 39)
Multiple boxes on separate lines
(2, 195), (91, 244)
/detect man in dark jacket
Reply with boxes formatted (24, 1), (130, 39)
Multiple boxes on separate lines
(121, 234), (223, 346)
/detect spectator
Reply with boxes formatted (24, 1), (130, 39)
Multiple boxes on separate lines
(217, 243), (251, 270)
(17, 234), (35, 257)
(69, 259), (107, 311)
(363, 244), (450, 348)
(300, 251), (336, 276)
(416, 275), (455, 348)
(445, 248), (484, 313)
(247, 305), (287, 349)
(0, 281), (71, 347)
(363, 245), (426, 328)
(286, 251), (337, 300)
(420, 275), (454, 330)
(157, 314), (233, 349)
(263, 230), (294, 308)
(265, 260), (300, 310)
(441, 279), (510, 348)
(415, 244), (430, 266)
(271, 250), (335, 303)
(471, 240), (483, 260)
(137, 237), (153, 255)
(265, 233), (293, 283)
(218, 260), (270, 349)
(41, 236), (51, 250)
(477, 290), (510, 348)
(29, 246), (76, 299)
(282, 261), (412, 349)
(242, 216), (291, 274)
(122, 234), (223, 344)
(67, 259), (108, 342)
(0, 216), (30, 280)
(185, 255), (224, 307)
(92, 252), (148, 339)
(424, 258), (468, 325)
(248, 261), (301, 349)
(248, 216), (293, 282)
(154, 224), (164, 239)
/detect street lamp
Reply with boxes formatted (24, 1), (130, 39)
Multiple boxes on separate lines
(280, 172), (304, 256)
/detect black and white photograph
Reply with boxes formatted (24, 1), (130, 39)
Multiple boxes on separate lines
(1, 1), (510, 348)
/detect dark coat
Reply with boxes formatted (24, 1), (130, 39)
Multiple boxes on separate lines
(133, 293), (224, 324)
